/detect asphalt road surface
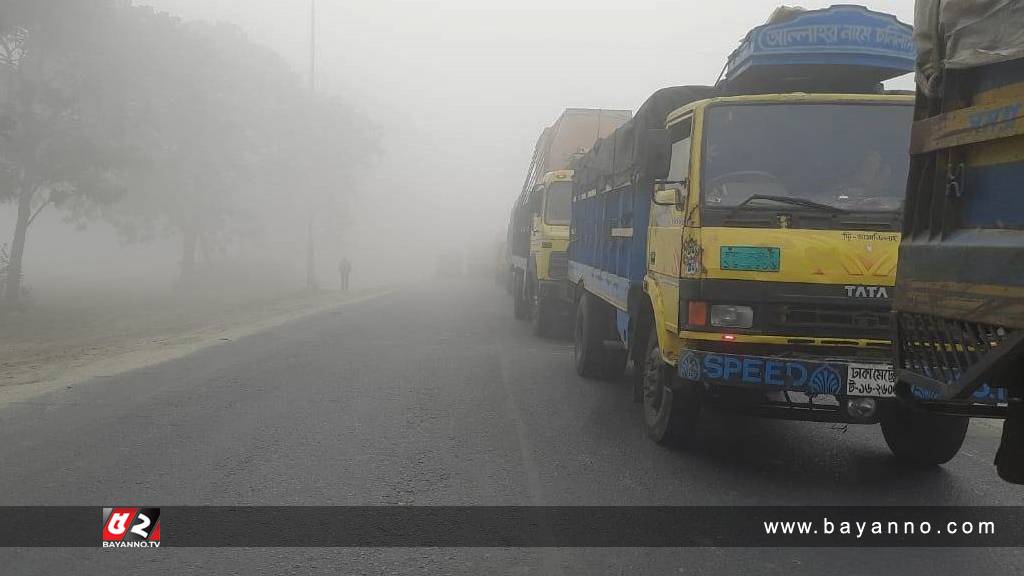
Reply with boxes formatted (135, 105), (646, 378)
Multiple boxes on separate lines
(2, 278), (1022, 574)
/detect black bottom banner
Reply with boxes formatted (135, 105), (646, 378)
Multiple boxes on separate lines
(2, 507), (1023, 547)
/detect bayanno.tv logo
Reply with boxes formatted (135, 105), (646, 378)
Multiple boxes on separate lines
(101, 507), (161, 548)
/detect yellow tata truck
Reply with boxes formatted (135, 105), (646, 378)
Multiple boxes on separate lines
(568, 6), (964, 464)
(507, 108), (630, 336)
(893, 0), (1024, 482)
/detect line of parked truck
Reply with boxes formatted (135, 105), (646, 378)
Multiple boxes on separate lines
(503, 3), (1024, 485)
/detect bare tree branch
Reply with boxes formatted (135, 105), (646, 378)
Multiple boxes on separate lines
(26, 198), (52, 229)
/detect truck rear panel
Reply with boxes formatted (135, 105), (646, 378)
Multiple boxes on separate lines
(896, 57), (1024, 402)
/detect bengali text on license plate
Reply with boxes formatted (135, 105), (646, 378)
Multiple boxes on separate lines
(846, 363), (896, 397)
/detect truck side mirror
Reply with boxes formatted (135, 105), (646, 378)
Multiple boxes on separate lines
(653, 183), (688, 208)
(644, 129), (672, 180)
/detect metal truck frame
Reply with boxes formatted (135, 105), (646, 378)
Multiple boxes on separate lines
(894, 0), (1024, 483)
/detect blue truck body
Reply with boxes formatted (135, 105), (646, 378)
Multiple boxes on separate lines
(568, 86), (717, 344)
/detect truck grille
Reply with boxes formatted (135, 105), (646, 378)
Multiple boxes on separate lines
(897, 312), (1010, 387)
(764, 303), (891, 339)
(548, 251), (568, 280)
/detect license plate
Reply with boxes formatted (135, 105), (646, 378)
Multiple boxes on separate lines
(846, 363), (896, 398)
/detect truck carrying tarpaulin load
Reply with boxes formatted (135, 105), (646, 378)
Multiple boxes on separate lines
(520, 108), (632, 199)
(564, 6), (961, 463)
(895, 0), (1024, 483)
(507, 108), (631, 335)
(570, 86), (718, 293)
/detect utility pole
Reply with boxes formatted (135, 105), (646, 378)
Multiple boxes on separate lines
(310, 0), (317, 94)
(305, 0), (318, 290)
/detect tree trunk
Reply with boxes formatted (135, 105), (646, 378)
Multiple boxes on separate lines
(4, 186), (34, 305)
(180, 226), (198, 288)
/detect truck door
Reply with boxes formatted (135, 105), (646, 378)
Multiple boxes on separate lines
(648, 116), (693, 333)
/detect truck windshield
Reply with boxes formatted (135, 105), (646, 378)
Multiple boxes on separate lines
(702, 103), (913, 226)
(544, 181), (572, 225)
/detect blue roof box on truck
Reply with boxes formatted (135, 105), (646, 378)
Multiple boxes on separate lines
(721, 4), (915, 95)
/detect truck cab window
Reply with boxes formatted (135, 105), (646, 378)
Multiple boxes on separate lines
(667, 118), (693, 183)
(544, 181), (572, 225)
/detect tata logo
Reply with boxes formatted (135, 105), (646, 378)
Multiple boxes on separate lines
(844, 285), (889, 299)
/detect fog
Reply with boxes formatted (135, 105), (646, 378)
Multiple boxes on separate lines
(1, 0), (914, 304)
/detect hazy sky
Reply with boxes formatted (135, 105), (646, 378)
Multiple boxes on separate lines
(141, 0), (917, 256)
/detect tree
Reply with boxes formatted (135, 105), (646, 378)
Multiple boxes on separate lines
(0, 1), (125, 304)
(105, 9), (376, 287)
(104, 12), (307, 286)
(1, 1), (377, 297)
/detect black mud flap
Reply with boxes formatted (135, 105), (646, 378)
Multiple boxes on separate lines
(996, 400), (1024, 485)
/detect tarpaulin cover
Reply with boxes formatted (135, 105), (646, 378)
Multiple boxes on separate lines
(572, 86), (718, 196)
(916, 0), (1024, 94)
(522, 109), (631, 196)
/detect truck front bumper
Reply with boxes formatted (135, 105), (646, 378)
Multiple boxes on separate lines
(676, 347), (900, 424)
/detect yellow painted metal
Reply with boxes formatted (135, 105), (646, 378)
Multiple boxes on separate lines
(679, 331), (887, 347)
(530, 171), (571, 282)
(701, 227), (900, 286)
(910, 81), (1024, 155)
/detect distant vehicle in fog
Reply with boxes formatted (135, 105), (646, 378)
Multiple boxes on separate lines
(506, 108), (631, 336)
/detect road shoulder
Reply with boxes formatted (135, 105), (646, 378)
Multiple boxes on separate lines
(0, 289), (388, 408)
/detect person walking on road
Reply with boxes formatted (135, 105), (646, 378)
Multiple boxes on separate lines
(338, 257), (352, 292)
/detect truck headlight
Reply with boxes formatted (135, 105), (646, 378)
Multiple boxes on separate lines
(710, 305), (754, 328)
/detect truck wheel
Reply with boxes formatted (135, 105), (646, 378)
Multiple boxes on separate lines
(532, 290), (553, 337)
(513, 273), (528, 321)
(603, 349), (628, 380)
(574, 292), (605, 378)
(880, 404), (968, 467)
(996, 399), (1024, 484)
(642, 325), (699, 445)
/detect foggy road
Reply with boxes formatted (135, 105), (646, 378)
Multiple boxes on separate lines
(2, 278), (1022, 574)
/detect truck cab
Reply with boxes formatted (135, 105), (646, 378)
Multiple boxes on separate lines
(649, 91), (913, 430)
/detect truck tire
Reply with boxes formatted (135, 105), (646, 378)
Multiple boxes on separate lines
(996, 398), (1024, 484)
(532, 290), (553, 338)
(574, 292), (605, 378)
(513, 272), (529, 321)
(603, 348), (628, 380)
(642, 325), (700, 445)
(880, 404), (968, 467)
